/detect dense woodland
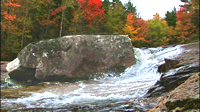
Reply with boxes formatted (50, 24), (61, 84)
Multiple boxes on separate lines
(1, 0), (199, 61)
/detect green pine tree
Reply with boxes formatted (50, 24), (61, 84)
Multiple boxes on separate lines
(164, 7), (177, 28)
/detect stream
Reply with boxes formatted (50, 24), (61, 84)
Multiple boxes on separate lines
(1, 45), (184, 111)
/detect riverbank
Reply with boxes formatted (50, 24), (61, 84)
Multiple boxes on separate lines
(1, 42), (199, 111)
(1, 42), (198, 81)
(148, 42), (199, 112)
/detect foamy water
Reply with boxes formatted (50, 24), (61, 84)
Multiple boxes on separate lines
(1, 45), (184, 111)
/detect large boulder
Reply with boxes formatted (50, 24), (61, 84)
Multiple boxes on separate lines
(6, 35), (135, 82)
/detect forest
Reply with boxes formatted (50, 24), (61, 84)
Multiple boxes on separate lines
(1, 0), (199, 61)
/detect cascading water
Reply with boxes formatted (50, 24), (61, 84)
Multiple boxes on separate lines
(1, 45), (184, 111)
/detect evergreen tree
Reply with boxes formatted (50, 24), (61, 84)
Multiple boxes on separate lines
(103, 1), (126, 34)
(124, 0), (137, 15)
(164, 7), (177, 28)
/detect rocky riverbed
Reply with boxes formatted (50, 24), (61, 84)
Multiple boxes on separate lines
(147, 42), (199, 112)
(1, 42), (199, 111)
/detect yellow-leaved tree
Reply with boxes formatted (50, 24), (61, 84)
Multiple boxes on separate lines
(123, 13), (149, 47)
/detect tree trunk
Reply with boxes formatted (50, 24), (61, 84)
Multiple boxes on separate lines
(60, 8), (64, 37)
(21, 3), (28, 49)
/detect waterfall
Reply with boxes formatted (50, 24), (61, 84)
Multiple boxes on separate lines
(1, 45), (184, 111)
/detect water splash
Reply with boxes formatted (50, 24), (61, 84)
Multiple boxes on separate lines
(1, 45), (184, 111)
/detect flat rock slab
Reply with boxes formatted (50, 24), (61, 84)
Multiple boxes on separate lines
(145, 42), (199, 97)
(6, 35), (136, 82)
(148, 73), (199, 112)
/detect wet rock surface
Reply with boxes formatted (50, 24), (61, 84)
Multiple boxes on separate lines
(147, 42), (199, 111)
(6, 35), (135, 82)
(157, 58), (179, 73)
(1, 42), (199, 112)
(145, 42), (199, 97)
(148, 73), (199, 112)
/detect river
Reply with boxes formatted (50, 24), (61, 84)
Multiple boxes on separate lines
(1, 45), (184, 111)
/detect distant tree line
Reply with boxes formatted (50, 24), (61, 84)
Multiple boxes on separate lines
(1, 0), (199, 60)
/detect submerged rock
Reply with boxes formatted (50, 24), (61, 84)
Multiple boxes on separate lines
(6, 35), (135, 82)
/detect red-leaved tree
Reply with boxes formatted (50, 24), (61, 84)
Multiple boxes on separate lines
(175, 6), (196, 43)
(76, 0), (105, 27)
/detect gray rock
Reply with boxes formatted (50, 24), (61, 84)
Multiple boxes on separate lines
(147, 42), (200, 98)
(6, 35), (135, 82)
(145, 62), (199, 97)
(158, 58), (179, 73)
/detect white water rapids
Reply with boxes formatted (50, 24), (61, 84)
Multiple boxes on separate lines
(1, 45), (184, 111)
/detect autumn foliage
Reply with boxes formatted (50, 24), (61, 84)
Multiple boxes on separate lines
(2, 1), (21, 21)
(175, 6), (196, 43)
(76, 0), (105, 25)
(1, 0), (198, 61)
(3, 2), (21, 7)
(123, 13), (149, 46)
(2, 11), (16, 21)
(51, 6), (65, 16)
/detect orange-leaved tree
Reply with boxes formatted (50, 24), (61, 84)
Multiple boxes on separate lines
(175, 3), (197, 43)
(123, 13), (149, 47)
(1, 0), (22, 60)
